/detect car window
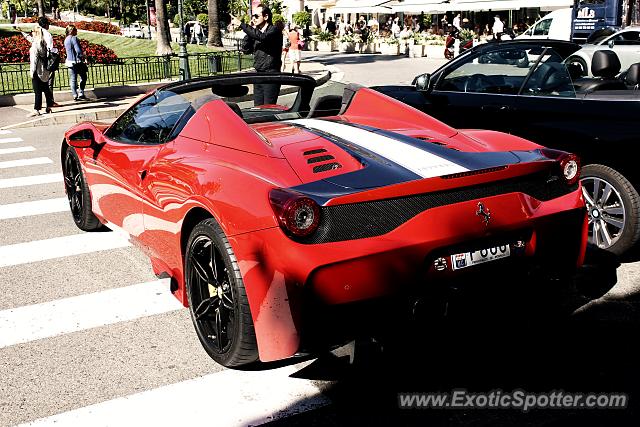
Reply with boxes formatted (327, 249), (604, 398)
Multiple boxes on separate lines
(611, 30), (640, 45)
(521, 49), (576, 97)
(437, 47), (533, 94)
(533, 19), (552, 36)
(105, 91), (191, 145)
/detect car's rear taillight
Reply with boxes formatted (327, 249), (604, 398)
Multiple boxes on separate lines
(540, 148), (581, 186)
(269, 189), (320, 237)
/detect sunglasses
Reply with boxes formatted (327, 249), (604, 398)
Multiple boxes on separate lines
(252, 14), (261, 19)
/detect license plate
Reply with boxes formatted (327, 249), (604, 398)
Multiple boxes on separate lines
(451, 245), (511, 270)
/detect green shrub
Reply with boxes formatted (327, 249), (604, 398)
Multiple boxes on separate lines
(292, 11), (311, 28)
(272, 12), (285, 26)
(197, 13), (208, 26)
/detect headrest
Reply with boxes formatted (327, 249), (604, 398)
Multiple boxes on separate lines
(225, 101), (243, 118)
(625, 63), (640, 87)
(591, 50), (621, 78)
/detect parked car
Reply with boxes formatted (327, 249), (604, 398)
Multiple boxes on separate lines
(565, 26), (640, 76)
(374, 39), (640, 255)
(517, 8), (572, 41)
(61, 73), (587, 367)
(122, 22), (144, 38)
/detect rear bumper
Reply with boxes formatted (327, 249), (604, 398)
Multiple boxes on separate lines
(230, 188), (587, 361)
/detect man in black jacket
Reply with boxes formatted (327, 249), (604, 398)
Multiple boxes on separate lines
(232, 5), (282, 105)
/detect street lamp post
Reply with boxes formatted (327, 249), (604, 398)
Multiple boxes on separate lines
(178, 0), (191, 80)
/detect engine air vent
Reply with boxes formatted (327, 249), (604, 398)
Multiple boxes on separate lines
(304, 148), (328, 156)
(313, 162), (342, 173)
(307, 154), (335, 164)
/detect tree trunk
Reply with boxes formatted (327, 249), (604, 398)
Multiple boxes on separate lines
(207, 0), (222, 47)
(154, 0), (173, 55)
(37, 0), (45, 17)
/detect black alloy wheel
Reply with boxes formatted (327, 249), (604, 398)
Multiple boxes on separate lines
(63, 148), (102, 231)
(185, 219), (258, 367)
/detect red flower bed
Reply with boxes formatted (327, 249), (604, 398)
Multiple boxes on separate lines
(19, 17), (120, 35)
(0, 34), (119, 64)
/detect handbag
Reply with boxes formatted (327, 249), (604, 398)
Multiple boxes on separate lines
(75, 62), (88, 74)
(46, 49), (60, 72)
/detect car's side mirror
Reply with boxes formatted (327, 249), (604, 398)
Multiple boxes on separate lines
(414, 73), (432, 92)
(608, 39), (615, 48)
(67, 129), (94, 148)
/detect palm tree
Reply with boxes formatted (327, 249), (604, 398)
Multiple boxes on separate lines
(154, 0), (173, 55)
(207, 0), (222, 47)
(37, 0), (45, 17)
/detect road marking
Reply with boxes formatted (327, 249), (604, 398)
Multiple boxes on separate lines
(0, 280), (181, 348)
(0, 157), (53, 169)
(21, 361), (330, 426)
(0, 146), (36, 155)
(0, 231), (131, 267)
(0, 173), (62, 189)
(0, 137), (23, 144)
(0, 130), (12, 135)
(0, 197), (69, 220)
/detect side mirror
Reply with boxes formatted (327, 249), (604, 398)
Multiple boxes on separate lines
(608, 39), (615, 49)
(67, 129), (94, 148)
(414, 73), (432, 92)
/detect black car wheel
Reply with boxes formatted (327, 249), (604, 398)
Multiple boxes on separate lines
(185, 218), (258, 367)
(566, 56), (588, 77)
(581, 164), (640, 255)
(63, 148), (102, 231)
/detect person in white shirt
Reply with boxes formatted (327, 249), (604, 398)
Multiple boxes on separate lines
(492, 15), (504, 39)
(453, 13), (461, 30)
(37, 16), (59, 104)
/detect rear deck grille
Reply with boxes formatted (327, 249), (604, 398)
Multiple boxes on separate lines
(313, 162), (342, 173)
(296, 170), (577, 244)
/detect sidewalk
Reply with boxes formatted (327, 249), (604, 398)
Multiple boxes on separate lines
(0, 61), (330, 130)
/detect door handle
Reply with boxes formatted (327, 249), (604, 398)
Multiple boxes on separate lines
(481, 104), (510, 112)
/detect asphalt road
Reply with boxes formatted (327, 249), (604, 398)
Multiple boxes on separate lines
(1, 82), (640, 425)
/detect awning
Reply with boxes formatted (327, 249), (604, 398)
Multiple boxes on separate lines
(329, 0), (394, 13)
(388, 1), (451, 14)
(448, 0), (528, 11)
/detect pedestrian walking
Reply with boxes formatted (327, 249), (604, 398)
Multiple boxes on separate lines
(27, 26), (53, 117)
(231, 4), (283, 106)
(64, 25), (88, 101)
(287, 25), (302, 74)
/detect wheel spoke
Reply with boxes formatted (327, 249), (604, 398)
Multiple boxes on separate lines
(599, 219), (613, 246)
(221, 291), (234, 310)
(602, 206), (624, 216)
(592, 179), (601, 203)
(599, 183), (613, 206)
(192, 246), (214, 284)
(603, 215), (624, 230)
(215, 308), (224, 351)
(211, 242), (219, 282)
(581, 186), (595, 207)
(593, 221), (601, 247)
(195, 296), (219, 320)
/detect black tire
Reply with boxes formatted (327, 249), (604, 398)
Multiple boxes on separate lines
(185, 218), (259, 367)
(580, 164), (640, 256)
(567, 55), (588, 77)
(63, 147), (102, 231)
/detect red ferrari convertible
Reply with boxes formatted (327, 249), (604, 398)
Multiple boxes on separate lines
(62, 73), (587, 367)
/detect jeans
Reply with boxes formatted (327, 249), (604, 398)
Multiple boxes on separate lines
(32, 75), (53, 111)
(68, 63), (87, 98)
(254, 82), (281, 106)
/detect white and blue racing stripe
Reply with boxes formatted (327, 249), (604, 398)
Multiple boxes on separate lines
(290, 118), (470, 179)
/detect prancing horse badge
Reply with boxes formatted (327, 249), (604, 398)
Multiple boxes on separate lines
(476, 202), (491, 226)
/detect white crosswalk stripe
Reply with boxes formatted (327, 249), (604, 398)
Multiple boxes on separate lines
(0, 130), (13, 135)
(0, 146), (35, 155)
(0, 232), (131, 267)
(0, 173), (62, 188)
(0, 137), (23, 144)
(0, 157), (53, 169)
(20, 361), (330, 427)
(0, 279), (182, 348)
(0, 197), (69, 220)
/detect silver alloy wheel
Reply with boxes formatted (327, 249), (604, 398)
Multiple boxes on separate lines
(581, 176), (626, 249)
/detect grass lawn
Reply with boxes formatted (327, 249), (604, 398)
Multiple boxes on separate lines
(1, 25), (227, 58)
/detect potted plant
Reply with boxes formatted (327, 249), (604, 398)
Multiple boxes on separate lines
(362, 32), (378, 53)
(339, 33), (356, 53)
(408, 33), (425, 58)
(316, 31), (335, 52)
(379, 36), (400, 55)
(423, 34), (445, 59)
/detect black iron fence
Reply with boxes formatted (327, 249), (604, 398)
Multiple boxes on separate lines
(0, 51), (254, 96)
